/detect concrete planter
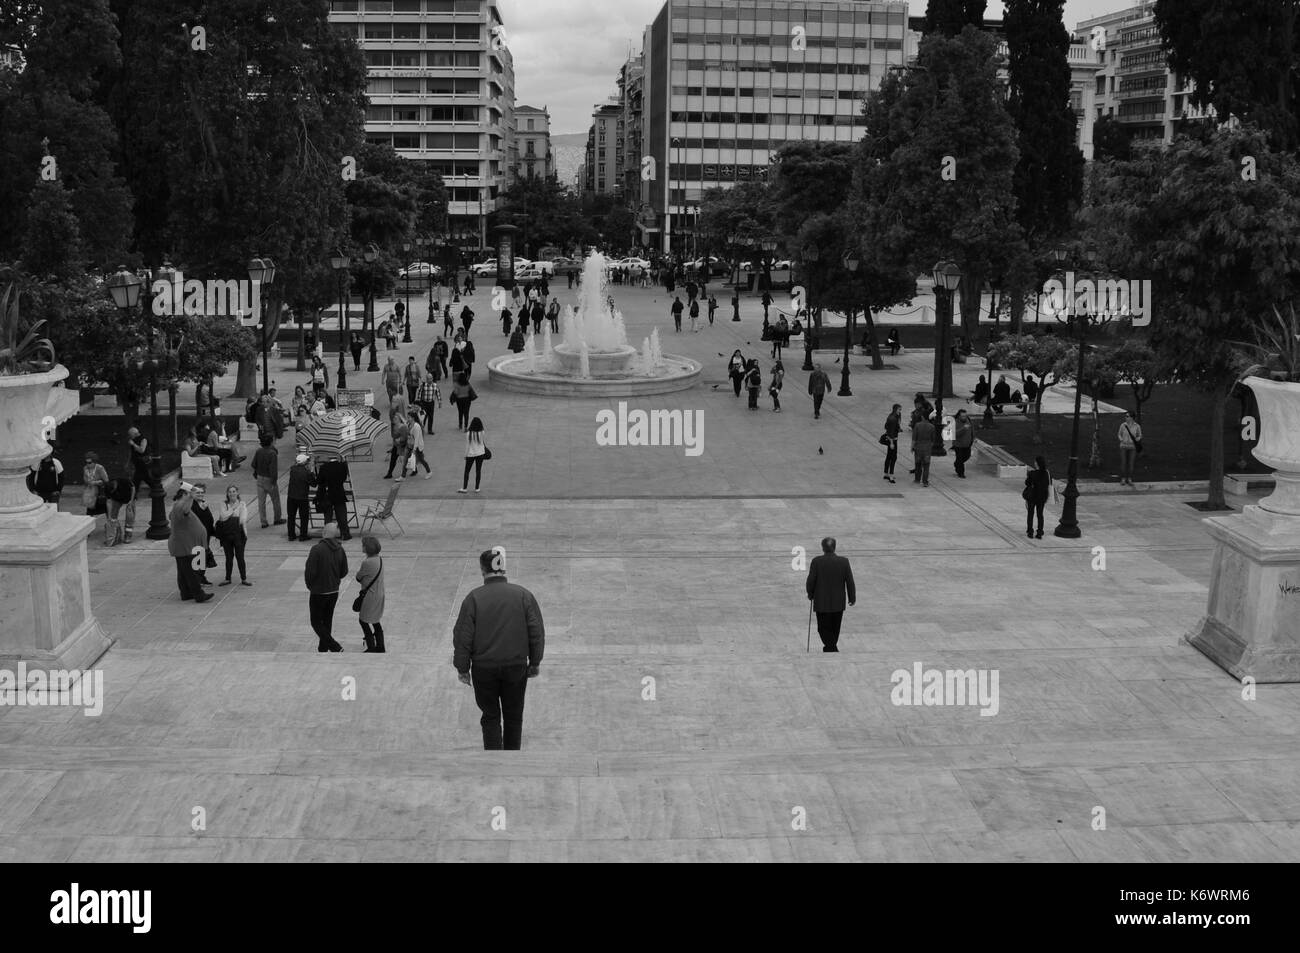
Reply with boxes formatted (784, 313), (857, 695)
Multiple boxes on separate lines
(1186, 377), (1300, 682)
(0, 367), (114, 672)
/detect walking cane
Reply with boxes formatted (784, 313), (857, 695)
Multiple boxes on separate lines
(806, 600), (813, 653)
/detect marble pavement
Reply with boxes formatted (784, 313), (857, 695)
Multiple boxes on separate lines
(2, 285), (1297, 863)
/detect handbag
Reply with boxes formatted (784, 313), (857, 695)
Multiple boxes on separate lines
(205, 548), (217, 569)
(879, 434), (891, 446)
(1125, 425), (1144, 454)
(483, 447), (493, 461)
(352, 559), (382, 613)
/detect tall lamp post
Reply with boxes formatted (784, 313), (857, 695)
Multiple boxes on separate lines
(106, 266), (170, 541)
(330, 249), (350, 390)
(760, 237), (777, 292)
(801, 242), (819, 371)
(1053, 249), (1114, 540)
(401, 239), (413, 343)
(981, 275), (1003, 430)
(247, 256), (276, 395)
(839, 251), (858, 397)
(931, 260), (962, 458)
(362, 242), (380, 372)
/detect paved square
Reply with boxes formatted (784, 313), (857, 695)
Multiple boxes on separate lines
(4, 287), (1297, 862)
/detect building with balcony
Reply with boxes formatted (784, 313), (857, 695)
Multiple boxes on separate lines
(585, 103), (621, 197)
(619, 55), (646, 205)
(328, 0), (517, 255)
(1076, 2), (1216, 152)
(640, 0), (913, 254)
(513, 105), (555, 182)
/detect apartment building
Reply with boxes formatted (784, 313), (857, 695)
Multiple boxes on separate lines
(514, 105), (555, 181)
(328, 0), (516, 255)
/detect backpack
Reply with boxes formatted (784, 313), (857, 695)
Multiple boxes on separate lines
(245, 400), (258, 424)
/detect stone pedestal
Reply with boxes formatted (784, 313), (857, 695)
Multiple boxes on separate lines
(0, 367), (114, 673)
(1186, 507), (1300, 682)
(0, 510), (113, 672)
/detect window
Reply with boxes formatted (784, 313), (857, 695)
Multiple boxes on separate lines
(364, 25), (392, 39)
(392, 133), (421, 149)
(392, 23), (421, 39)
(527, 119), (534, 130)
(366, 51), (392, 67)
(392, 51), (421, 67)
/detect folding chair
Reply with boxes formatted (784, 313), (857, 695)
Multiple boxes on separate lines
(359, 483), (404, 538)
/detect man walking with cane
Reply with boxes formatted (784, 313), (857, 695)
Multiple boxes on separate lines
(805, 537), (855, 652)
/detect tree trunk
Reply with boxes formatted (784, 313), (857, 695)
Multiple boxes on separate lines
(863, 307), (884, 370)
(1032, 395), (1046, 444)
(958, 270), (983, 352)
(1206, 382), (1228, 509)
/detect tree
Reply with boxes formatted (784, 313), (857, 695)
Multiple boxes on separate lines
(986, 332), (1075, 442)
(1004, 0), (1084, 335)
(106, 0), (369, 398)
(697, 181), (777, 283)
(0, 0), (133, 269)
(20, 180), (85, 281)
(1100, 338), (1162, 423)
(925, 0), (988, 35)
(1154, 0), (1300, 152)
(1083, 125), (1300, 508)
(1093, 116), (1133, 162)
(857, 29), (1024, 397)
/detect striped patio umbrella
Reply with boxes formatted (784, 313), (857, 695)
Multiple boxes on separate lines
(298, 409), (385, 458)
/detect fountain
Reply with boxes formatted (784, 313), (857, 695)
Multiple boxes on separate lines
(488, 252), (702, 396)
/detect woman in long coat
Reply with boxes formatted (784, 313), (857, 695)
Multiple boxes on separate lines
(355, 535), (386, 652)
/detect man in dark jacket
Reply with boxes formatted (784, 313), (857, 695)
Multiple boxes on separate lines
(252, 432), (284, 528)
(168, 485), (212, 603)
(670, 296), (683, 332)
(952, 409), (974, 478)
(316, 455), (352, 540)
(805, 537), (855, 653)
(428, 336), (449, 381)
(913, 415), (936, 487)
(27, 446), (64, 503)
(453, 548), (546, 750)
(286, 453), (316, 541)
(304, 522), (348, 652)
(460, 304), (475, 339)
(807, 364), (832, 419)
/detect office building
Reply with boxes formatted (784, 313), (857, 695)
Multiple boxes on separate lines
(328, 0), (516, 255)
(639, 0), (914, 253)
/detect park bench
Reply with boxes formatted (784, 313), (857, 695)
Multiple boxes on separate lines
(973, 439), (1028, 480)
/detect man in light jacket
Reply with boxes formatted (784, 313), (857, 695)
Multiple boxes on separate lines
(805, 537), (855, 652)
(453, 548), (545, 750)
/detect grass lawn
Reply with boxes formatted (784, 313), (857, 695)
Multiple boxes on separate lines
(51, 414), (243, 486)
(977, 383), (1271, 484)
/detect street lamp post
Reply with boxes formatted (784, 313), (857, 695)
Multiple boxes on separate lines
(761, 237), (777, 293)
(802, 242), (819, 372)
(401, 240), (413, 343)
(247, 256), (276, 395)
(106, 266), (169, 541)
(931, 260), (962, 458)
(1053, 256), (1115, 540)
(330, 249), (350, 390)
(363, 242), (380, 372)
(840, 252), (858, 397)
(981, 275), (1004, 430)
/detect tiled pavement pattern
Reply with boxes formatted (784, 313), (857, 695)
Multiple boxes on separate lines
(4, 286), (1297, 862)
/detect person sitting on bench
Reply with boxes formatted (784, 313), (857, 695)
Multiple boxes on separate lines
(971, 375), (989, 405)
(991, 375), (1013, 414)
(1022, 374), (1039, 414)
(887, 329), (901, 356)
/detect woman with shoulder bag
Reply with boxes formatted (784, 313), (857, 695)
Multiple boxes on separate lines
(82, 451), (109, 518)
(216, 486), (251, 586)
(1117, 412), (1143, 487)
(459, 417), (489, 494)
(1023, 456), (1052, 540)
(881, 403), (902, 484)
(354, 535), (386, 652)
(769, 359), (784, 413)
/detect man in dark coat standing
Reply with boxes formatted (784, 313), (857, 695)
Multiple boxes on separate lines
(168, 484), (213, 603)
(304, 522), (348, 652)
(805, 537), (855, 652)
(453, 548), (545, 750)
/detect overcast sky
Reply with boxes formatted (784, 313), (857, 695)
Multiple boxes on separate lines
(500, 0), (1134, 134)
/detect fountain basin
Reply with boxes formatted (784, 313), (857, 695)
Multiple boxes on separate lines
(553, 343), (638, 379)
(488, 352), (703, 397)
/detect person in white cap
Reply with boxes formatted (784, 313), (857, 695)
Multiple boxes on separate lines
(286, 453), (317, 541)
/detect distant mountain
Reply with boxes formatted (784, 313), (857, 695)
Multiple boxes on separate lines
(552, 134), (587, 189)
(551, 132), (589, 147)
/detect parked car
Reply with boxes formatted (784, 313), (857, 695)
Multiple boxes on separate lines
(399, 262), (441, 280)
(608, 257), (650, 274)
(686, 256), (728, 278)
(550, 257), (582, 276)
(471, 256), (531, 278)
(516, 261), (555, 280)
